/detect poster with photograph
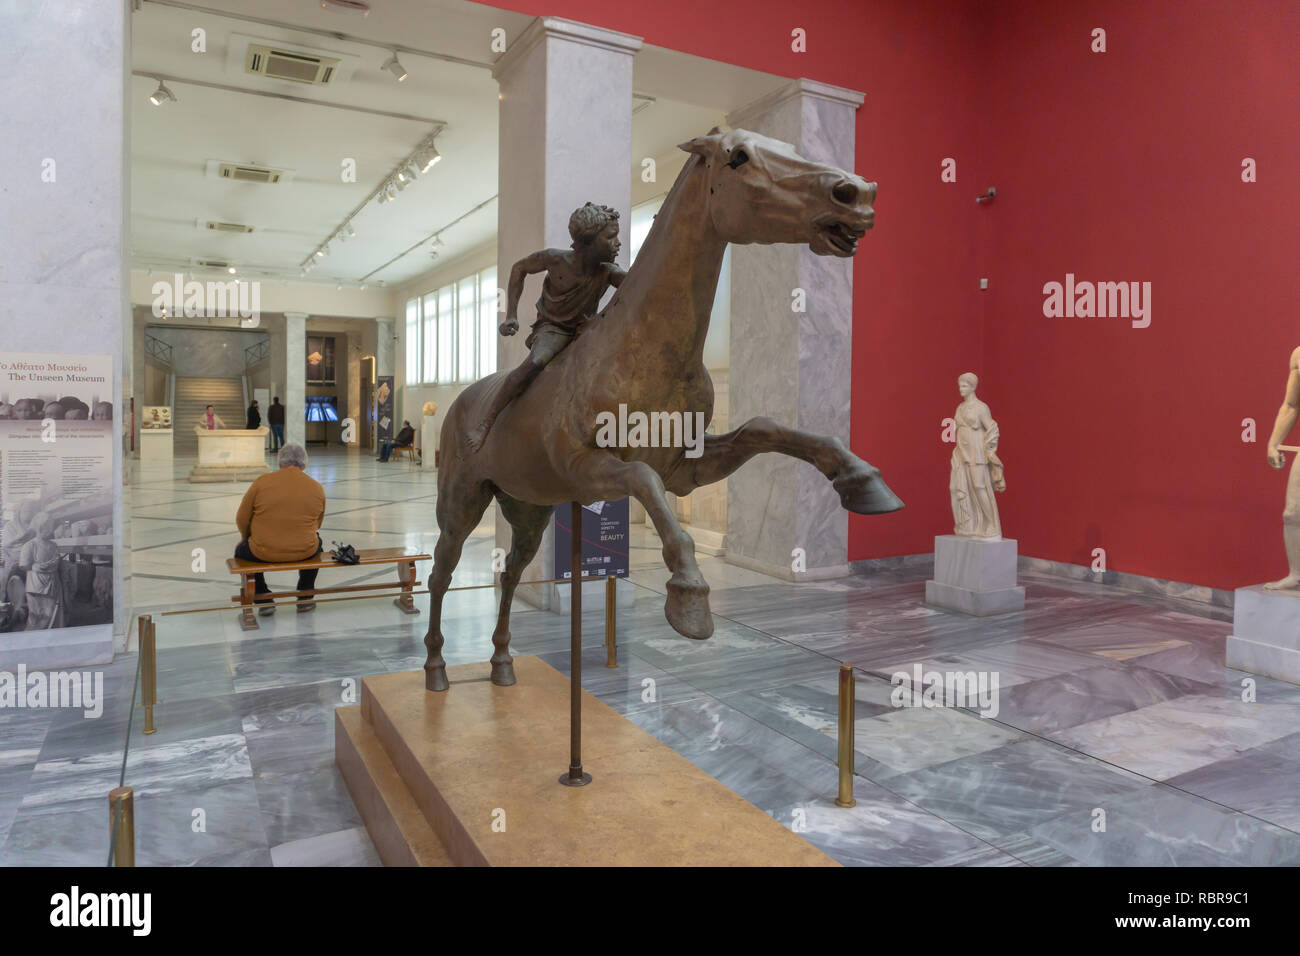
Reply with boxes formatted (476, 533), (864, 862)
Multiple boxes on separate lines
(0, 353), (114, 634)
(376, 375), (394, 443)
(553, 498), (630, 580)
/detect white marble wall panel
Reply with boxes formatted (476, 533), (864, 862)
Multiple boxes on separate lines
(284, 312), (307, 448)
(725, 80), (864, 579)
(0, 1), (127, 660)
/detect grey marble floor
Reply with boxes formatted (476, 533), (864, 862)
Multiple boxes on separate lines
(3, 448), (1296, 867)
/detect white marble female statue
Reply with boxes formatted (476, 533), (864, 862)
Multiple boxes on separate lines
(950, 372), (1006, 538)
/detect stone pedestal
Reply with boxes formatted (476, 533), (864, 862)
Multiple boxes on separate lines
(1228, 586), (1300, 685)
(189, 427), (270, 482)
(140, 428), (173, 463)
(420, 416), (438, 468)
(925, 535), (1025, 616)
(335, 658), (836, 866)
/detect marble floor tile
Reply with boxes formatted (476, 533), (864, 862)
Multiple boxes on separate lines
(1162, 743), (1300, 832)
(992, 664), (1218, 735)
(765, 777), (995, 867)
(848, 704), (1026, 777)
(1050, 693), (1300, 781)
(270, 826), (381, 867)
(132, 778), (269, 866)
(884, 737), (1154, 843)
(253, 766), (363, 847)
(1028, 785), (1300, 866)
(0, 804), (109, 866)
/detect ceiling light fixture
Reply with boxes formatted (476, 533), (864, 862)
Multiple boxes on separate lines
(382, 54), (408, 82)
(149, 79), (177, 106)
(417, 141), (441, 172)
(320, 0), (371, 13)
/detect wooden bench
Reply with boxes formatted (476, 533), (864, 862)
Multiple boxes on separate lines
(227, 547), (431, 631)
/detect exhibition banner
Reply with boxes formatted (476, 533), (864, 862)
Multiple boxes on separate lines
(553, 498), (630, 579)
(376, 375), (394, 443)
(0, 352), (114, 635)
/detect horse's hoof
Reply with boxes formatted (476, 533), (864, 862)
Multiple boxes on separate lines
(424, 664), (450, 692)
(665, 576), (714, 640)
(834, 465), (904, 515)
(490, 660), (517, 686)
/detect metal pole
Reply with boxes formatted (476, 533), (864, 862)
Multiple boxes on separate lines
(108, 786), (135, 867)
(141, 616), (157, 735)
(604, 573), (617, 668)
(835, 663), (857, 808)
(560, 502), (591, 787)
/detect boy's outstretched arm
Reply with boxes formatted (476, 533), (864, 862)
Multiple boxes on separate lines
(502, 250), (560, 335)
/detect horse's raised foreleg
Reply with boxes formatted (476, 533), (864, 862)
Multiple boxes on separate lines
(488, 492), (553, 686)
(424, 477), (494, 692)
(665, 415), (904, 514)
(571, 452), (713, 640)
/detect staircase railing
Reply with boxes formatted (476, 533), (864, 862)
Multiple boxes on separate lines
(144, 333), (172, 367)
(244, 340), (269, 368)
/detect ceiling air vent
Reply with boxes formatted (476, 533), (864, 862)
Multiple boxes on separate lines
(205, 220), (254, 234)
(217, 163), (283, 184)
(246, 44), (340, 86)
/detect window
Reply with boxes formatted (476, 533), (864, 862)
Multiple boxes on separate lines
(478, 266), (498, 377)
(422, 290), (439, 385)
(436, 284), (455, 383)
(630, 197), (665, 262)
(457, 276), (477, 382)
(405, 298), (420, 383)
(410, 265), (502, 385)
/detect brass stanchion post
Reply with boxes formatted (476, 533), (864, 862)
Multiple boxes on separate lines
(835, 663), (856, 808)
(560, 502), (592, 787)
(141, 616), (157, 735)
(604, 573), (617, 668)
(108, 786), (135, 866)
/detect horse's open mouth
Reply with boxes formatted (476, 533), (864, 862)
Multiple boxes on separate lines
(814, 216), (870, 256)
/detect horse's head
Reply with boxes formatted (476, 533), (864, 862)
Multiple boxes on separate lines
(678, 127), (875, 257)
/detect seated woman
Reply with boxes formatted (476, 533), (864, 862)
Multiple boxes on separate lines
(233, 443), (326, 615)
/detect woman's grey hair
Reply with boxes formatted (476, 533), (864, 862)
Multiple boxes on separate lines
(278, 443), (309, 469)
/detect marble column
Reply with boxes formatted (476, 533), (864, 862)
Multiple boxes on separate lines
(374, 317), (394, 457)
(283, 312), (307, 448)
(723, 79), (865, 581)
(374, 317), (395, 378)
(0, 1), (127, 663)
(493, 16), (642, 610)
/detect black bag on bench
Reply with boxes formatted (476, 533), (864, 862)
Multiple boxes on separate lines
(332, 541), (360, 565)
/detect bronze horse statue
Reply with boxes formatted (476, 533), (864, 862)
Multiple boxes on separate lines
(424, 127), (903, 692)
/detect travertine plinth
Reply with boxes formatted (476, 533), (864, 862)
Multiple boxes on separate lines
(335, 657), (836, 867)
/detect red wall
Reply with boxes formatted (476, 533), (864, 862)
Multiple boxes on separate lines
(476, 0), (1299, 588)
(981, 0), (1300, 588)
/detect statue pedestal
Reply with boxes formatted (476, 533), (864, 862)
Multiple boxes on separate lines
(189, 427), (270, 482)
(1227, 586), (1300, 685)
(334, 658), (836, 866)
(925, 534), (1025, 616)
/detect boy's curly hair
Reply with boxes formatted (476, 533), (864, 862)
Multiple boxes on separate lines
(568, 202), (619, 246)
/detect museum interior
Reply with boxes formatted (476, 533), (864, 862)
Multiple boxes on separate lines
(0, 0), (1298, 872)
